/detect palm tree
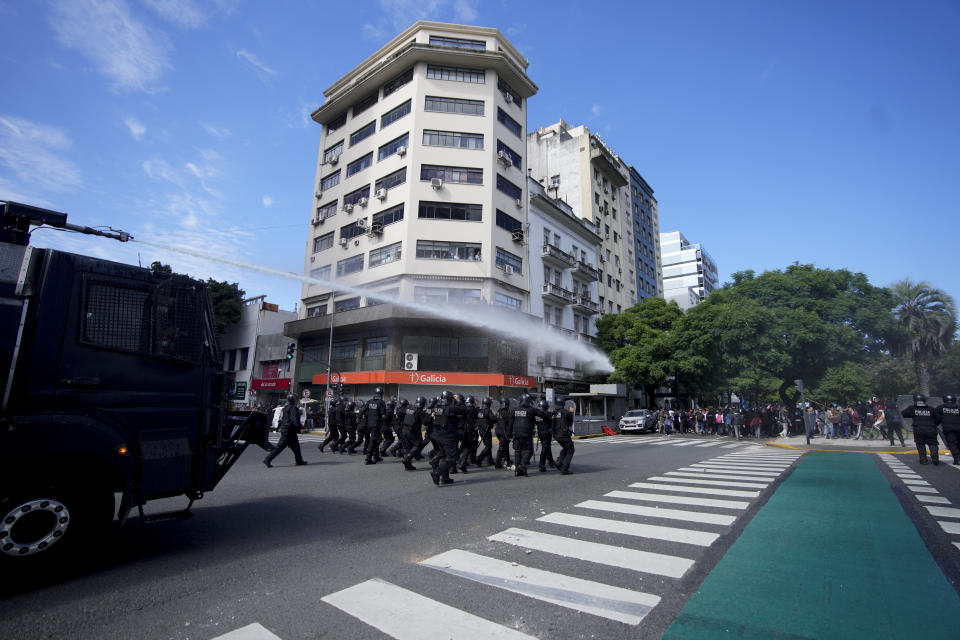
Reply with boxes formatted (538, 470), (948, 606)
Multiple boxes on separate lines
(890, 279), (957, 397)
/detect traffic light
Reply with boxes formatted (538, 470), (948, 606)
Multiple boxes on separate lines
(286, 342), (296, 359)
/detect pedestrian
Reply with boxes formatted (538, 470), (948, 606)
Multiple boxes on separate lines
(263, 393), (308, 467)
(901, 394), (938, 464)
(731, 410), (743, 440)
(934, 393), (960, 465)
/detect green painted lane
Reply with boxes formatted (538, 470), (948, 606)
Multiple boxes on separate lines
(663, 453), (960, 639)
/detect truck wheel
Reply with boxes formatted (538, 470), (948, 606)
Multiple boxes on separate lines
(0, 489), (113, 562)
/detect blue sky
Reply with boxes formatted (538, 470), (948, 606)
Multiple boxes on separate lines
(2, 0), (959, 310)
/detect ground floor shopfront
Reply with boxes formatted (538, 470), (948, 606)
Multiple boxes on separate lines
(308, 370), (535, 404)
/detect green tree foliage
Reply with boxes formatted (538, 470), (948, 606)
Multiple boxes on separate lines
(890, 278), (957, 397)
(929, 342), (960, 397)
(811, 362), (870, 406)
(150, 261), (172, 273)
(206, 279), (245, 336)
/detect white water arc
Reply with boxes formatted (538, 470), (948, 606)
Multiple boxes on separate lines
(133, 239), (614, 372)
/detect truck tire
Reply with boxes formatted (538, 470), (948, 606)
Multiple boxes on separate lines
(0, 488), (114, 564)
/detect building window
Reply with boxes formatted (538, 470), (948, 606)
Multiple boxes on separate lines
(343, 185), (370, 207)
(331, 340), (357, 372)
(367, 288), (398, 306)
(309, 264), (331, 281)
(375, 167), (406, 192)
(426, 64), (484, 83)
(364, 336), (387, 356)
(416, 240), (482, 261)
(320, 170), (341, 191)
(377, 132), (409, 161)
(382, 67), (413, 97)
(420, 164), (482, 185)
(414, 287), (481, 304)
(369, 241), (402, 268)
(494, 292), (521, 310)
(346, 152), (373, 177)
(381, 99), (411, 128)
(429, 35), (486, 50)
(336, 255), (364, 277)
(237, 347), (249, 370)
(449, 288), (482, 304)
(495, 209), (521, 232)
(352, 93), (378, 118)
(551, 175), (560, 186)
(418, 201), (482, 221)
(373, 203), (404, 227)
(316, 200), (337, 221)
(323, 141), (343, 163)
(496, 174), (522, 200)
(422, 129), (483, 149)
(306, 305), (326, 318)
(496, 140), (522, 168)
(497, 108), (521, 137)
(424, 95), (484, 115)
(326, 113), (346, 134)
(335, 299), (361, 315)
(497, 77), (522, 106)
(313, 231), (334, 253)
(340, 220), (366, 240)
(495, 247), (522, 274)
(349, 121), (376, 146)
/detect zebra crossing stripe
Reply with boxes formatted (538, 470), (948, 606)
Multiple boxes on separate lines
(488, 528), (694, 578)
(652, 475), (768, 489)
(955, 542), (960, 552)
(902, 479), (931, 486)
(925, 506), (960, 518)
(321, 578), (537, 640)
(419, 549), (660, 625)
(908, 486), (938, 493)
(916, 495), (951, 504)
(677, 467), (780, 478)
(693, 462), (790, 471)
(538, 511), (720, 547)
(576, 499), (737, 526)
(210, 623), (282, 640)
(666, 440), (702, 446)
(628, 481), (760, 498)
(720, 443), (747, 448)
(938, 521), (960, 535)
(693, 441), (726, 447)
(604, 490), (749, 510)
(665, 472), (770, 486)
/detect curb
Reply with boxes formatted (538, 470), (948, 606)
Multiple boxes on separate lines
(766, 442), (949, 455)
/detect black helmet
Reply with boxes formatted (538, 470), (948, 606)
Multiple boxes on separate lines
(465, 395), (474, 406)
(338, 394), (345, 403)
(416, 396), (426, 408)
(521, 394), (532, 406)
(374, 387), (383, 398)
(428, 397), (437, 409)
(538, 399), (549, 410)
(399, 398), (409, 408)
(441, 390), (453, 405)
(386, 400), (396, 411)
(346, 401), (356, 411)
(945, 394), (957, 404)
(914, 393), (927, 405)
(483, 397), (493, 407)
(287, 393), (298, 403)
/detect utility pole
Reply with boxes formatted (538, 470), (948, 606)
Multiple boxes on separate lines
(795, 379), (809, 445)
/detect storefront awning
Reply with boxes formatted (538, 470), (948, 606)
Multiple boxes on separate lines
(312, 370), (535, 388)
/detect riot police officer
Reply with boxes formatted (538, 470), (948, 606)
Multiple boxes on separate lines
(457, 396), (479, 472)
(416, 397), (437, 461)
(341, 400), (358, 453)
(475, 397), (496, 466)
(552, 399), (575, 475)
(902, 394), (940, 465)
(379, 398), (398, 457)
(509, 395), (545, 476)
(399, 397), (425, 471)
(319, 395), (343, 452)
(430, 390), (469, 486)
(494, 396), (512, 469)
(536, 399), (557, 472)
(263, 393), (308, 467)
(359, 387), (387, 465)
(934, 393), (960, 465)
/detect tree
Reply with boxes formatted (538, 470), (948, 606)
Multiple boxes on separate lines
(890, 278), (956, 397)
(812, 362), (870, 406)
(206, 280), (245, 336)
(150, 261), (172, 273)
(595, 297), (683, 407)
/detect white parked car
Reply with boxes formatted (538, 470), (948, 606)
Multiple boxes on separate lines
(619, 409), (654, 434)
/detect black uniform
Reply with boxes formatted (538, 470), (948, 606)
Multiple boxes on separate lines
(263, 399), (306, 467)
(431, 395), (469, 485)
(934, 399), (960, 465)
(509, 401), (545, 476)
(536, 406), (557, 472)
(494, 399), (511, 468)
(319, 398), (343, 452)
(457, 402), (479, 471)
(552, 407), (575, 475)
(359, 396), (387, 464)
(902, 403), (939, 464)
(380, 403), (397, 457)
(885, 403), (905, 447)
(475, 404), (496, 466)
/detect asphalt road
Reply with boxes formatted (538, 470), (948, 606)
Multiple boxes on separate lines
(0, 434), (955, 639)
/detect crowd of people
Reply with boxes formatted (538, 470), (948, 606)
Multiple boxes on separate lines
(263, 389), (576, 485)
(646, 406), (792, 439)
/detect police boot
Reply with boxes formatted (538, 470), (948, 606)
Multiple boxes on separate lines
(932, 453), (940, 465)
(538, 465), (547, 472)
(403, 460), (416, 471)
(430, 469), (440, 485)
(458, 464), (468, 474)
(919, 456), (928, 465)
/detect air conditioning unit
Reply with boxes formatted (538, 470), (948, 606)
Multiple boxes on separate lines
(515, 198), (522, 208)
(504, 265), (514, 275)
(311, 216), (322, 226)
(342, 203), (354, 213)
(511, 229), (524, 243)
(497, 150), (510, 165)
(504, 92), (514, 104)
(315, 191), (323, 200)
(404, 353), (418, 370)
(396, 145), (407, 156)
(430, 178), (443, 190)
(358, 197), (368, 207)
(339, 238), (348, 247)
(367, 222), (384, 236)
(355, 218), (367, 229)
(599, 255), (606, 263)
(375, 188), (387, 200)
(329, 155), (340, 165)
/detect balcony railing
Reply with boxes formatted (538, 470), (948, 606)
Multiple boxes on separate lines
(541, 244), (575, 269)
(572, 295), (600, 315)
(571, 260), (600, 280)
(541, 282), (575, 305)
(576, 332), (596, 344)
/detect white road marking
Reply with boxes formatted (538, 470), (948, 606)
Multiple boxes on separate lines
(938, 521), (960, 535)
(693, 441), (726, 447)
(629, 481), (760, 498)
(538, 511), (720, 547)
(902, 479), (931, 486)
(604, 490), (749, 510)
(665, 471), (770, 485)
(666, 440), (702, 446)
(676, 467), (780, 478)
(720, 443), (747, 448)
(650, 475), (768, 489)
(693, 462), (789, 471)
(210, 623), (282, 640)
(321, 578), (537, 639)
(915, 495), (951, 504)
(488, 528), (694, 578)
(908, 486), (938, 493)
(925, 506), (960, 518)
(420, 549), (660, 625)
(576, 499), (737, 526)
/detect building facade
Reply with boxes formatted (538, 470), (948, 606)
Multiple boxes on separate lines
(285, 22), (541, 402)
(628, 167), (662, 300)
(659, 230), (718, 310)
(526, 177), (602, 395)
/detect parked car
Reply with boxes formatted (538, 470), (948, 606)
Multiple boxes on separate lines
(619, 409), (655, 434)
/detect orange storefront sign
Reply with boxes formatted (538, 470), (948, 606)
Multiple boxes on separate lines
(311, 370), (535, 388)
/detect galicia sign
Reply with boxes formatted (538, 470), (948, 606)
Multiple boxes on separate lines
(409, 372), (447, 384)
(312, 370), (535, 388)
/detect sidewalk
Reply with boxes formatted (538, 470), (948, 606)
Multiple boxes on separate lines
(663, 452), (960, 639)
(767, 433), (949, 455)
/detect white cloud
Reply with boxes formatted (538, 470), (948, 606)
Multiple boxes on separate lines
(142, 157), (183, 187)
(123, 116), (146, 140)
(185, 162), (204, 178)
(364, 0), (479, 37)
(591, 103), (603, 117)
(236, 49), (277, 76)
(201, 122), (231, 137)
(451, 0), (477, 22)
(142, 0), (206, 28)
(262, 195), (273, 208)
(49, 0), (171, 92)
(0, 114), (82, 197)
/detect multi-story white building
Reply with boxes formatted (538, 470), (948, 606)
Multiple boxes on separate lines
(285, 22), (541, 401)
(526, 177), (602, 395)
(659, 231), (718, 309)
(527, 120), (637, 315)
